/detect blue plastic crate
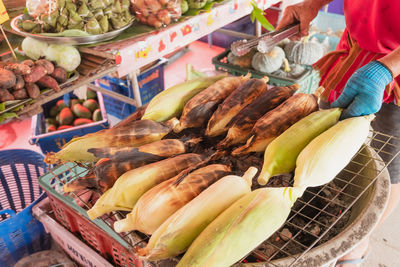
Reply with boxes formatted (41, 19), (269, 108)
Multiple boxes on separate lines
(29, 92), (109, 154)
(97, 59), (166, 119)
(0, 149), (51, 266)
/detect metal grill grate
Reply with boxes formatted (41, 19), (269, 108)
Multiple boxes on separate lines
(46, 130), (400, 266)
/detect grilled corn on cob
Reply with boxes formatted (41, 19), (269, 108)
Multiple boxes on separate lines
(177, 187), (302, 267)
(86, 153), (205, 220)
(258, 108), (342, 185)
(232, 93), (319, 156)
(218, 84), (298, 148)
(63, 139), (201, 193)
(206, 77), (269, 137)
(114, 164), (231, 234)
(142, 74), (227, 122)
(293, 115), (374, 189)
(137, 167), (258, 261)
(44, 119), (177, 164)
(174, 74), (251, 132)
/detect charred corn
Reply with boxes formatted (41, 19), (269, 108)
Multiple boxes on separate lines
(87, 139), (190, 160)
(206, 78), (269, 137)
(293, 115), (374, 189)
(63, 139), (198, 193)
(114, 164), (231, 235)
(218, 84), (298, 148)
(232, 93), (319, 156)
(86, 153), (205, 220)
(142, 74), (227, 122)
(174, 74), (251, 132)
(177, 187), (302, 267)
(258, 108), (342, 185)
(137, 167), (258, 261)
(44, 119), (177, 164)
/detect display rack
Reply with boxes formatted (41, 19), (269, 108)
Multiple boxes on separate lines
(2, 0), (280, 117)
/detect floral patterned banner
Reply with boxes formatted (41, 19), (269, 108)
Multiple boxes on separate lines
(114, 0), (280, 77)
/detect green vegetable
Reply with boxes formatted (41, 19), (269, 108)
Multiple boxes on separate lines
(188, 0), (207, 9)
(181, 0), (189, 14)
(250, 1), (275, 31)
(44, 45), (81, 72)
(21, 37), (48, 60)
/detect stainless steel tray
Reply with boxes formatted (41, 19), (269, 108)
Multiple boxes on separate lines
(11, 15), (133, 45)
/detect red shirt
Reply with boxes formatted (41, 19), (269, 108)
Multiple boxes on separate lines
(344, 0), (400, 54)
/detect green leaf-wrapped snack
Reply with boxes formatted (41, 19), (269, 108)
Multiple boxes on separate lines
(58, 8), (69, 26)
(78, 3), (90, 17)
(98, 15), (109, 33)
(86, 17), (102, 34)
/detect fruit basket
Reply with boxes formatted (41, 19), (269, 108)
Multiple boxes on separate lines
(30, 91), (109, 154)
(212, 49), (320, 94)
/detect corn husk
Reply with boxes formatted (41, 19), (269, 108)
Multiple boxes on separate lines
(114, 164), (231, 234)
(205, 78), (269, 137)
(137, 167), (258, 261)
(86, 153), (205, 220)
(258, 108), (342, 185)
(63, 139), (192, 193)
(218, 84), (298, 148)
(177, 187), (302, 267)
(232, 93), (319, 155)
(174, 74), (251, 132)
(44, 119), (177, 164)
(293, 115), (374, 189)
(142, 74), (227, 122)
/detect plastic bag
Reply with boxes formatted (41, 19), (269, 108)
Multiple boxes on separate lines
(132, 0), (181, 27)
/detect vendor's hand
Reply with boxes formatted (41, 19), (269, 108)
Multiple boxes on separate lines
(276, 0), (328, 39)
(331, 61), (393, 119)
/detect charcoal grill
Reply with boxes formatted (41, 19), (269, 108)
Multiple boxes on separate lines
(41, 129), (400, 267)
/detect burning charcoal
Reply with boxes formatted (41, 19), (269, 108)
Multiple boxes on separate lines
(280, 228), (293, 241)
(309, 224), (321, 236)
(259, 243), (277, 259)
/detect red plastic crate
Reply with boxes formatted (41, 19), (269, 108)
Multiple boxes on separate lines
(46, 195), (143, 267)
(37, 161), (153, 267)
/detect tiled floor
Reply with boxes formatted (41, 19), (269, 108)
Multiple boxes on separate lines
(1, 41), (399, 266)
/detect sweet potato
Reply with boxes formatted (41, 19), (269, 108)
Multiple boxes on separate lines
(35, 59), (54, 75)
(36, 75), (61, 92)
(26, 83), (41, 99)
(22, 60), (35, 67)
(13, 75), (25, 90)
(24, 65), (47, 83)
(13, 89), (28, 100)
(0, 89), (14, 102)
(0, 69), (16, 89)
(51, 66), (68, 83)
(4, 63), (31, 75)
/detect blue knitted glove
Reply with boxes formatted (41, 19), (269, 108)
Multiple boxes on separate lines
(331, 61), (393, 120)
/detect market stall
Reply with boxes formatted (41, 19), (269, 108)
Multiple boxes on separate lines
(1, 0), (400, 266)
